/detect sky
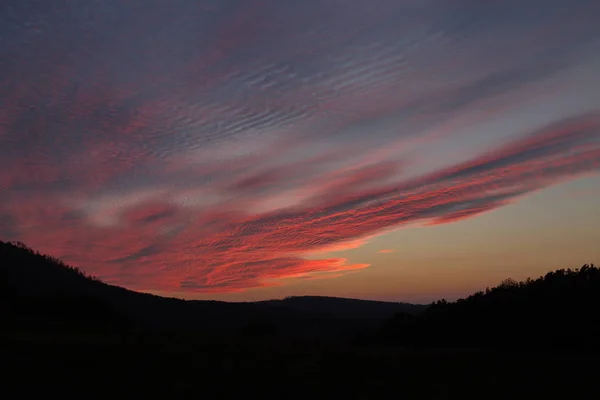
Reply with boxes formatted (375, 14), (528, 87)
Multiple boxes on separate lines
(1, 0), (600, 303)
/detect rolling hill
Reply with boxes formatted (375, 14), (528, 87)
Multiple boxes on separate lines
(0, 240), (424, 340)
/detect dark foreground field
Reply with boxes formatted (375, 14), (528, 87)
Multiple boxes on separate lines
(2, 242), (600, 399)
(2, 335), (598, 399)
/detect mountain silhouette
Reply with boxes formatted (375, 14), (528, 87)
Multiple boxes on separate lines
(378, 263), (600, 350)
(3, 240), (599, 399)
(4, 239), (598, 350)
(0, 240), (422, 340)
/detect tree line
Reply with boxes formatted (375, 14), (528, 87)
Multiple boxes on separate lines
(377, 264), (600, 350)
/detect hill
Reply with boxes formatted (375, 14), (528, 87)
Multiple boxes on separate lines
(261, 296), (424, 319)
(2, 240), (599, 398)
(377, 264), (600, 350)
(3, 239), (598, 348)
(0, 240), (422, 340)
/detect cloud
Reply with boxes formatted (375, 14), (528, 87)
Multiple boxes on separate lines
(377, 250), (395, 254)
(1, 0), (600, 293)
(3, 112), (599, 292)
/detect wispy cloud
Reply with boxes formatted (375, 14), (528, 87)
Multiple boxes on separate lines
(378, 250), (395, 254)
(1, 0), (599, 293)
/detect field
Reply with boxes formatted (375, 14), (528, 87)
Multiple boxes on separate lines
(2, 334), (597, 399)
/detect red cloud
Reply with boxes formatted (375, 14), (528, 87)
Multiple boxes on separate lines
(2, 1), (600, 295)
(2, 112), (599, 293)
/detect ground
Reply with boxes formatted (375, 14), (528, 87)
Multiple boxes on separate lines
(1, 334), (597, 399)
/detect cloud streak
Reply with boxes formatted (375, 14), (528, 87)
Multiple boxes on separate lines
(1, 0), (600, 293)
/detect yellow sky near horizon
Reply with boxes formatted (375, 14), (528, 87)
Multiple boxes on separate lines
(168, 175), (599, 304)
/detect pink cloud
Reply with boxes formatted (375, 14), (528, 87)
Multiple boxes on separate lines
(2, 112), (599, 293)
(2, 1), (600, 295)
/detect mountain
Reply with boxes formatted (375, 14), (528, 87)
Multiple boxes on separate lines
(0, 240), (423, 340)
(261, 296), (424, 319)
(2, 240), (598, 398)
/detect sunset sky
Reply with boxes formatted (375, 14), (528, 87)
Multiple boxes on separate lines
(1, 0), (599, 303)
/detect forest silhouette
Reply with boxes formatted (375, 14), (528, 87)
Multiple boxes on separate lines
(378, 265), (600, 350)
(1, 240), (599, 398)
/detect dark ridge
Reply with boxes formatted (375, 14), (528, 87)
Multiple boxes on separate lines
(260, 295), (424, 319)
(377, 264), (600, 350)
(2, 239), (598, 350)
(2, 240), (599, 398)
(0, 240), (422, 341)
